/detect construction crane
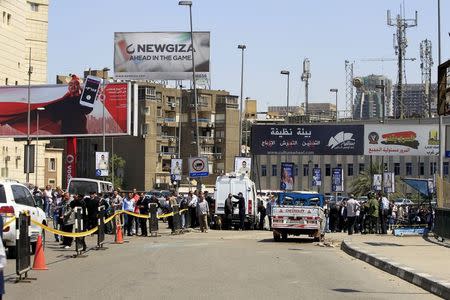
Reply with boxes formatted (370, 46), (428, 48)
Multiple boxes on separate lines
(360, 57), (416, 62)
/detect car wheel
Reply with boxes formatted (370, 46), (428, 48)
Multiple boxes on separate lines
(281, 232), (288, 241)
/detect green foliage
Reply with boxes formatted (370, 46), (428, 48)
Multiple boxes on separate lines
(106, 154), (126, 189)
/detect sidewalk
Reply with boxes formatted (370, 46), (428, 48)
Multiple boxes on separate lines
(336, 233), (450, 299)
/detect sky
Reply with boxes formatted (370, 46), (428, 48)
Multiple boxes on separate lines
(48, 0), (450, 112)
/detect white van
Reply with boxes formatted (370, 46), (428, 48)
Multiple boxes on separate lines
(67, 178), (113, 196)
(214, 174), (258, 229)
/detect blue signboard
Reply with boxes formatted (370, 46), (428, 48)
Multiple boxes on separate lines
(312, 168), (322, 187)
(280, 162), (294, 190)
(331, 167), (344, 192)
(251, 124), (364, 155)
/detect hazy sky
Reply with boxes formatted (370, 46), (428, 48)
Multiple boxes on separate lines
(48, 0), (449, 112)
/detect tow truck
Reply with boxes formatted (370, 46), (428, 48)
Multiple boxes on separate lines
(272, 192), (325, 242)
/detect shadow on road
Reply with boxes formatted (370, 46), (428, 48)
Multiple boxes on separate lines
(332, 288), (430, 295)
(258, 237), (316, 244)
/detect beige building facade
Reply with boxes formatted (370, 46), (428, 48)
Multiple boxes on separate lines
(0, 0), (49, 85)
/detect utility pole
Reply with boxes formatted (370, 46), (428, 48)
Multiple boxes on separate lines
(301, 58), (311, 118)
(26, 48), (32, 184)
(387, 9), (417, 119)
(420, 39), (433, 118)
(345, 60), (354, 119)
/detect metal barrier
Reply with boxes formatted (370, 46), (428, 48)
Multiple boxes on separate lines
(434, 208), (450, 241)
(16, 212), (31, 281)
(149, 203), (158, 236)
(74, 207), (87, 257)
(97, 205), (106, 249)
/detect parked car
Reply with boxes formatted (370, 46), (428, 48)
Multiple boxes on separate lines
(0, 179), (47, 258)
(394, 198), (414, 206)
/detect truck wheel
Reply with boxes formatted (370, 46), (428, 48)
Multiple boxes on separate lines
(281, 232), (288, 241)
(273, 232), (281, 242)
(313, 236), (320, 242)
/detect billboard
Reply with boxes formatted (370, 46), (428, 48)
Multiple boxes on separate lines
(234, 157), (251, 176)
(0, 78), (132, 137)
(373, 174), (382, 191)
(251, 125), (364, 155)
(280, 163), (294, 190)
(364, 124), (439, 156)
(188, 157), (208, 177)
(332, 168), (344, 192)
(114, 32), (210, 80)
(383, 172), (395, 193)
(95, 152), (109, 177)
(171, 159), (182, 181)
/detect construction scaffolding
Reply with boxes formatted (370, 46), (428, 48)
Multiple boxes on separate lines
(344, 60), (354, 119)
(420, 39), (433, 118)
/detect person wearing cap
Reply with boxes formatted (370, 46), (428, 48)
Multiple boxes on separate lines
(346, 194), (360, 235)
(233, 192), (246, 230)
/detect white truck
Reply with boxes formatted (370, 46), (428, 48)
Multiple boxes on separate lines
(272, 192), (325, 242)
(214, 174), (258, 229)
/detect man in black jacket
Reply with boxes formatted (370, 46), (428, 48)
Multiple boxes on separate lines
(85, 192), (100, 230)
(70, 194), (87, 251)
(224, 193), (234, 230)
(233, 192), (246, 230)
(137, 194), (150, 236)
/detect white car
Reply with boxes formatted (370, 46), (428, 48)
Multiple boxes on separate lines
(394, 198), (414, 206)
(0, 179), (47, 258)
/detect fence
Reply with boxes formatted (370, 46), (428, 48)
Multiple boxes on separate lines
(435, 176), (450, 208)
(434, 208), (450, 240)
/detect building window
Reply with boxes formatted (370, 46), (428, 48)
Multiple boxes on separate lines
(6, 13), (10, 25)
(271, 165), (277, 177)
(406, 162), (412, 176)
(430, 162), (437, 175)
(359, 163), (365, 174)
(49, 158), (56, 171)
(15, 81), (18, 85)
(261, 165), (267, 177)
(303, 164), (309, 177)
(5, 78), (7, 85)
(30, 2), (39, 12)
(444, 162), (449, 176)
(394, 163), (400, 175)
(347, 164), (354, 176)
(325, 164), (331, 176)
(337, 163), (342, 168)
(294, 165), (298, 177)
(419, 162), (424, 176)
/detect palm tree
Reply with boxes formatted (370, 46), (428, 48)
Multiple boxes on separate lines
(351, 161), (383, 197)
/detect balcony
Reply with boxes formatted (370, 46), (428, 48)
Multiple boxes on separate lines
(158, 135), (177, 144)
(158, 152), (177, 159)
(191, 118), (212, 127)
(200, 136), (215, 145)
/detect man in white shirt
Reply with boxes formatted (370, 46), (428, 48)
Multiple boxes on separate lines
(346, 194), (360, 235)
(380, 193), (390, 234)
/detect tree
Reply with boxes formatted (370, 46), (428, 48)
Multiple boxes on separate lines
(106, 154), (126, 189)
(351, 161), (405, 199)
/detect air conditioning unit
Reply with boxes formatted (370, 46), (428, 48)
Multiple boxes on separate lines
(217, 155), (222, 160)
(158, 153), (163, 157)
(142, 134), (147, 139)
(208, 122), (214, 127)
(171, 155), (177, 159)
(4, 156), (10, 161)
(169, 138), (174, 142)
(217, 138), (222, 143)
(170, 103), (176, 108)
(15, 156), (21, 160)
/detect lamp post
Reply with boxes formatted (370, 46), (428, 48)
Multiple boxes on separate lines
(26, 48), (33, 184)
(330, 89), (338, 123)
(280, 70), (290, 119)
(179, 1), (200, 157)
(35, 107), (45, 187)
(102, 67), (110, 152)
(178, 84), (184, 159)
(238, 44), (246, 156)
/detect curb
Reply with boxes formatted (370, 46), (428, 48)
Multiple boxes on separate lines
(341, 240), (450, 299)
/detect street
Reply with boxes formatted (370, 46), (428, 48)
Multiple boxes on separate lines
(5, 230), (438, 300)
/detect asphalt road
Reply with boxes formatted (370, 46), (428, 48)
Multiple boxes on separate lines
(4, 230), (438, 300)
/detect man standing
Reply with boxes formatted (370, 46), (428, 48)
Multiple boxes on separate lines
(188, 191), (198, 228)
(224, 193), (234, 230)
(122, 192), (135, 236)
(196, 194), (209, 232)
(346, 194), (360, 235)
(266, 195), (276, 230)
(233, 192), (246, 230)
(61, 192), (74, 249)
(43, 185), (53, 218)
(85, 192), (100, 230)
(380, 192), (390, 234)
(367, 192), (379, 234)
(257, 200), (266, 230)
(137, 194), (150, 236)
(70, 194), (87, 251)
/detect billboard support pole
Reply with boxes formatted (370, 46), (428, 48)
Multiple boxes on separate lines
(66, 137), (77, 187)
(26, 48), (32, 184)
(102, 68), (109, 152)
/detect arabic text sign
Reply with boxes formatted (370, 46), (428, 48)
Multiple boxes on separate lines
(114, 32), (210, 80)
(251, 125), (364, 155)
(364, 124), (439, 156)
(188, 157), (209, 177)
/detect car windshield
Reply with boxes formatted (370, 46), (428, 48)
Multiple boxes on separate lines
(69, 181), (97, 196)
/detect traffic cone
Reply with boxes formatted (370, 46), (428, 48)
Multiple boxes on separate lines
(32, 234), (48, 270)
(115, 220), (124, 244)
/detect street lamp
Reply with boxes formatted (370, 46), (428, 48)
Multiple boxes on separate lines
(238, 44), (246, 156)
(179, 0), (200, 157)
(102, 67), (110, 152)
(178, 84), (184, 159)
(35, 107), (45, 187)
(280, 70), (290, 118)
(26, 48), (33, 184)
(330, 88), (338, 122)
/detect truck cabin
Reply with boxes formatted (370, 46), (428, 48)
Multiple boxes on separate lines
(277, 192), (324, 207)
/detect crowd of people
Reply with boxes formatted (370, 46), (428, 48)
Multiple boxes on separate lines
(324, 192), (433, 235)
